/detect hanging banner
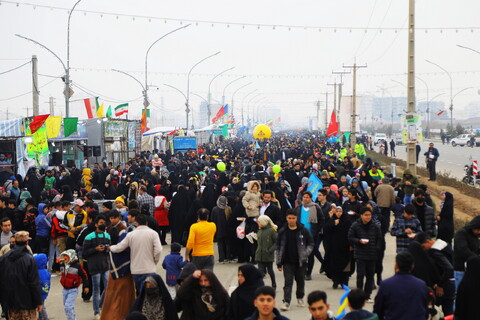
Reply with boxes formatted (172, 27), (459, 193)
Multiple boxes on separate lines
(46, 116), (62, 139)
(27, 126), (49, 157)
(104, 120), (127, 138)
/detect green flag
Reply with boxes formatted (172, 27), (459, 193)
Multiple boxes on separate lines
(106, 105), (112, 118)
(64, 117), (78, 137)
(220, 123), (229, 138)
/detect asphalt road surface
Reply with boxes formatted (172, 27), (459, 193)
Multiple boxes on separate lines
(387, 140), (480, 181)
(38, 233), (398, 320)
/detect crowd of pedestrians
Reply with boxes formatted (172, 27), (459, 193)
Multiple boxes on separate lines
(0, 131), (478, 320)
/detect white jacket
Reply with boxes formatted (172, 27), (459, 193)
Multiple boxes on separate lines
(110, 225), (162, 274)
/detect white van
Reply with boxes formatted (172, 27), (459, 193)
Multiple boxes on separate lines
(374, 133), (387, 145)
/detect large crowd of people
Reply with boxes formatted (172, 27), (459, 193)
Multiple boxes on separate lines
(0, 131), (478, 320)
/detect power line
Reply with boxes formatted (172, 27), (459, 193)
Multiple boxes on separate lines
(71, 81), (144, 103)
(0, 60), (31, 76)
(1, 0), (479, 33)
(0, 77), (58, 101)
(353, 0), (378, 57)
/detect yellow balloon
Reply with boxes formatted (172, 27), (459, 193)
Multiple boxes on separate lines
(253, 124), (272, 140)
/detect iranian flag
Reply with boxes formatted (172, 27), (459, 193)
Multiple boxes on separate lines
(84, 97), (99, 119)
(115, 103), (129, 117)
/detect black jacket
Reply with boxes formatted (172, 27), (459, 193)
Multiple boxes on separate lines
(0, 245), (43, 310)
(82, 231), (111, 275)
(264, 203), (283, 229)
(276, 223), (314, 267)
(453, 216), (480, 271)
(348, 220), (382, 260)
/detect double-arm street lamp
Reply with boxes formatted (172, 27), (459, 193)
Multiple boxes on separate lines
(231, 82), (251, 120)
(425, 59), (454, 128)
(207, 66), (235, 125)
(185, 52), (221, 129)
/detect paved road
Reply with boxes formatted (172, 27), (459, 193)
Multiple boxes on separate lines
(387, 140), (480, 180)
(42, 233), (398, 319)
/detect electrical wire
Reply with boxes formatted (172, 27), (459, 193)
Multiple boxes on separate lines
(357, 0), (395, 58)
(353, 0), (378, 57)
(0, 77), (58, 101)
(369, 17), (408, 64)
(0, 60), (31, 76)
(71, 81), (144, 103)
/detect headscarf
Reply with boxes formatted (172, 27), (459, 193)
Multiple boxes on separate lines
(60, 249), (77, 266)
(19, 190), (32, 210)
(229, 264), (264, 320)
(216, 195), (228, 210)
(257, 215), (278, 232)
(142, 276), (166, 320)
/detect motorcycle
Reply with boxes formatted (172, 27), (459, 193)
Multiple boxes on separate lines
(462, 164), (480, 185)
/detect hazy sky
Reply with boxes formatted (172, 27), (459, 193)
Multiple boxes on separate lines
(1, 0), (479, 127)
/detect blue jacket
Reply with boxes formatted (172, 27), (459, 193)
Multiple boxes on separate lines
(35, 204), (51, 238)
(35, 253), (51, 301)
(373, 272), (429, 320)
(162, 252), (187, 286)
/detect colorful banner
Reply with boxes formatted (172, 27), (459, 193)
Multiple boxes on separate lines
(27, 126), (49, 157)
(104, 120), (128, 137)
(63, 117), (78, 138)
(46, 116), (62, 139)
(307, 173), (323, 202)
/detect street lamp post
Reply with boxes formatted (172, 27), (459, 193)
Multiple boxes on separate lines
(112, 69), (146, 119)
(246, 93), (262, 127)
(241, 89), (257, 126)
(231, 82), (251, 121)
(426, 60), (453, 128)
(144, 24), (191, 118)
(207, 66), (235, 126)
(186, 51), (221, 129)
(223, 75), (246, 114)
(16, 1), (82, 118)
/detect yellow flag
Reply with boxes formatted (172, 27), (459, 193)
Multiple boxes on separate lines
(97, 103), (105, 118)
(45, 116), (62, 139)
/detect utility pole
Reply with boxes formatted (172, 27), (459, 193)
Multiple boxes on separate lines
(406, 0), (417, 174)
(327, 82), (338, 131)
(48, 97), (56, 116)
(316, 100), (321, 131)
(343, 62), (367, 147)
(332, 70), (350, 132)
(6, 107), (9, 120)
(32, 55), (39, 116)
(325, 92), (329, 130)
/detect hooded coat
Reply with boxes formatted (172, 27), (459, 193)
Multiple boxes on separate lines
(438, 192), (454, 244)
(0, 245), (43, 310)
(242, 181), (261, 217)
(228, 264), (264, 320)
(400, 169), (419, 196)
(455, 256), (480, 320)
(34, 253), (51, 301)
(453, 216), (480, 271)
(81, 168), (93, 192)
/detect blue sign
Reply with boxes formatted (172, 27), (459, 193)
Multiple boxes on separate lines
(173, 137), (197, 151)
(307, 173), (323, 202)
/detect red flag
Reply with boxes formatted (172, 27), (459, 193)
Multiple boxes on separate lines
(167, 129), (178, 135)
(141, 109), (148, 133)
(436, 110), (445, 116)
(326, 111), (339, 137)
(212, 106), (225, 123)
(29, 114), (50, 134)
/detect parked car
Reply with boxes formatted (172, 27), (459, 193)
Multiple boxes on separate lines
(451, 134), (479, 147)
(374, 133), (387, 145)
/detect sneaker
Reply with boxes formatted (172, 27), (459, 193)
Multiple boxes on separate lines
(305, 274), (312, 281)
(93, 314), (101, 320)
(280, 302), (290, 311)
(297, 299), (305, 307)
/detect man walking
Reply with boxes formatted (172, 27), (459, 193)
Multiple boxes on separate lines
(348, 207), (382, 302)
(82, 215), (111, 320)
(374, 251), (429, 320)
(276, 209), (314, 311)
(374, 178), (395, 232)
(389, 139), (396, 157)
(424, 142), (440, 181)
(185, 208), (216, 270)
(110, 213), (162, 293)
(0, 231), (43, 320)
(137, 185), (154, 216)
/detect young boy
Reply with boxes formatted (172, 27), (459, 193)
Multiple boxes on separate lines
(307, 290), (336, 320)
(245, 286), (289, 320)
(35, 253), (51, 320)
(162, 242), (187, 299)
(391, 197), (405, 219)
(58, 249), (89, 320)
(390, 204), (423, 253)
(343, 289), (379, 320)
